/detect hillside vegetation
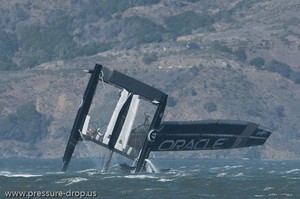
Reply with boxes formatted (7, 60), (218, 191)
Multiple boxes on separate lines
(0, 0), (300, 159)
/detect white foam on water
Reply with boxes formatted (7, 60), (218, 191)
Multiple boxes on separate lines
(157, 178), (174, 182)
(267, 193), (293, 197)
(103, 174), (159, 180)
(0, 171), (11, 176)
(123, 174), (159, 179)
(263, 187), (275, 191)
(254, 194), (265, 198)
(210, 164), (243, 172)
(144, 188), (164, 191)
(0, 171), (42, 178)
(145, 159), (159, 173)
(174, 171), (191, 177)
(75, 168), (98, 173)
(209, 166), (220, 171)
(46, 171), (65, 175)
(166, 169), (179, 175)
(223, 165), (243, 170)
(216, 172), (227, 177)
(102, 176), (118, 180)
(233, 172), (244, 177)
(284, 169), (300, 174)
(87, 171), (100, 176)
(11, 174), (43, 178)
(55, 177), (88, 186)
(280, 193), (293, 197)
(190, 169), (201, 172)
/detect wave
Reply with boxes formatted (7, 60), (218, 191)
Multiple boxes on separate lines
(0, 171), (42, 178)
(284, 169), (300, 174)
(233, 172), (244, 177)
(263, 187), (275, 191)
(209, 164), (244, 172)
(216, 172), (244, 178)
(216, 172), (227, 177)
(124, 174), (159, 179)
(102, 174), (159, 180)
(174, 171), (192, 177)
(267, 193), (294, 197)
(157, 178), (174, 182)
(46, 171), (65, 175)
(222, 165), (244, 170)
(75, 168), (98, 173)
(55, 177), (88, 186)
(144, 188), (165, 191)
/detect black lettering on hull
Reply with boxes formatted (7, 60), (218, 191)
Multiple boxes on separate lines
(156, 138), (229, 151)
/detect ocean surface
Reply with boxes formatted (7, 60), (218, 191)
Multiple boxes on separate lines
(0, 158), (299, 199)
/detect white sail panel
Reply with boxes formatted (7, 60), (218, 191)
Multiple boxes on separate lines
(102, 89), (129, 145)
(115, 94), (140, 151)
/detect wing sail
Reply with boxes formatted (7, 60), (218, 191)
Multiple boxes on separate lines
(102, 89), (129, 145)
(62, 65), (101, 172)
(115, 94), (140, 152)
(84, 93), (150, 159)
(149, 120), (272, 152)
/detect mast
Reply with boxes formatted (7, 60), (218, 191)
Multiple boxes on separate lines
(135, 94), (167, 173)
(62, 64), (102, 172)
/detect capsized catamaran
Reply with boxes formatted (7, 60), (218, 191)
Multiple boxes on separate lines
(62, 64), (272, 173)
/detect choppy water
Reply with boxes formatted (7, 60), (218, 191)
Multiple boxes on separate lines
(0, 158), (299, 198)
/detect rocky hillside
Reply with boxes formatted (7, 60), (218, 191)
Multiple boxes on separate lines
(0, 0), (300, 159)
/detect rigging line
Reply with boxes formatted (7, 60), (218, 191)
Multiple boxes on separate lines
(104, 88), (130, 113)
(102, 90), (134, 171)
(93, 71), (114, 126)
(89, 109), (104, 132)
(79, 128), (110, 171)
(89, 86), (121, 132)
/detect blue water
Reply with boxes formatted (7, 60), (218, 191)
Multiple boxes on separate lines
(0, 158), (299, 198)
